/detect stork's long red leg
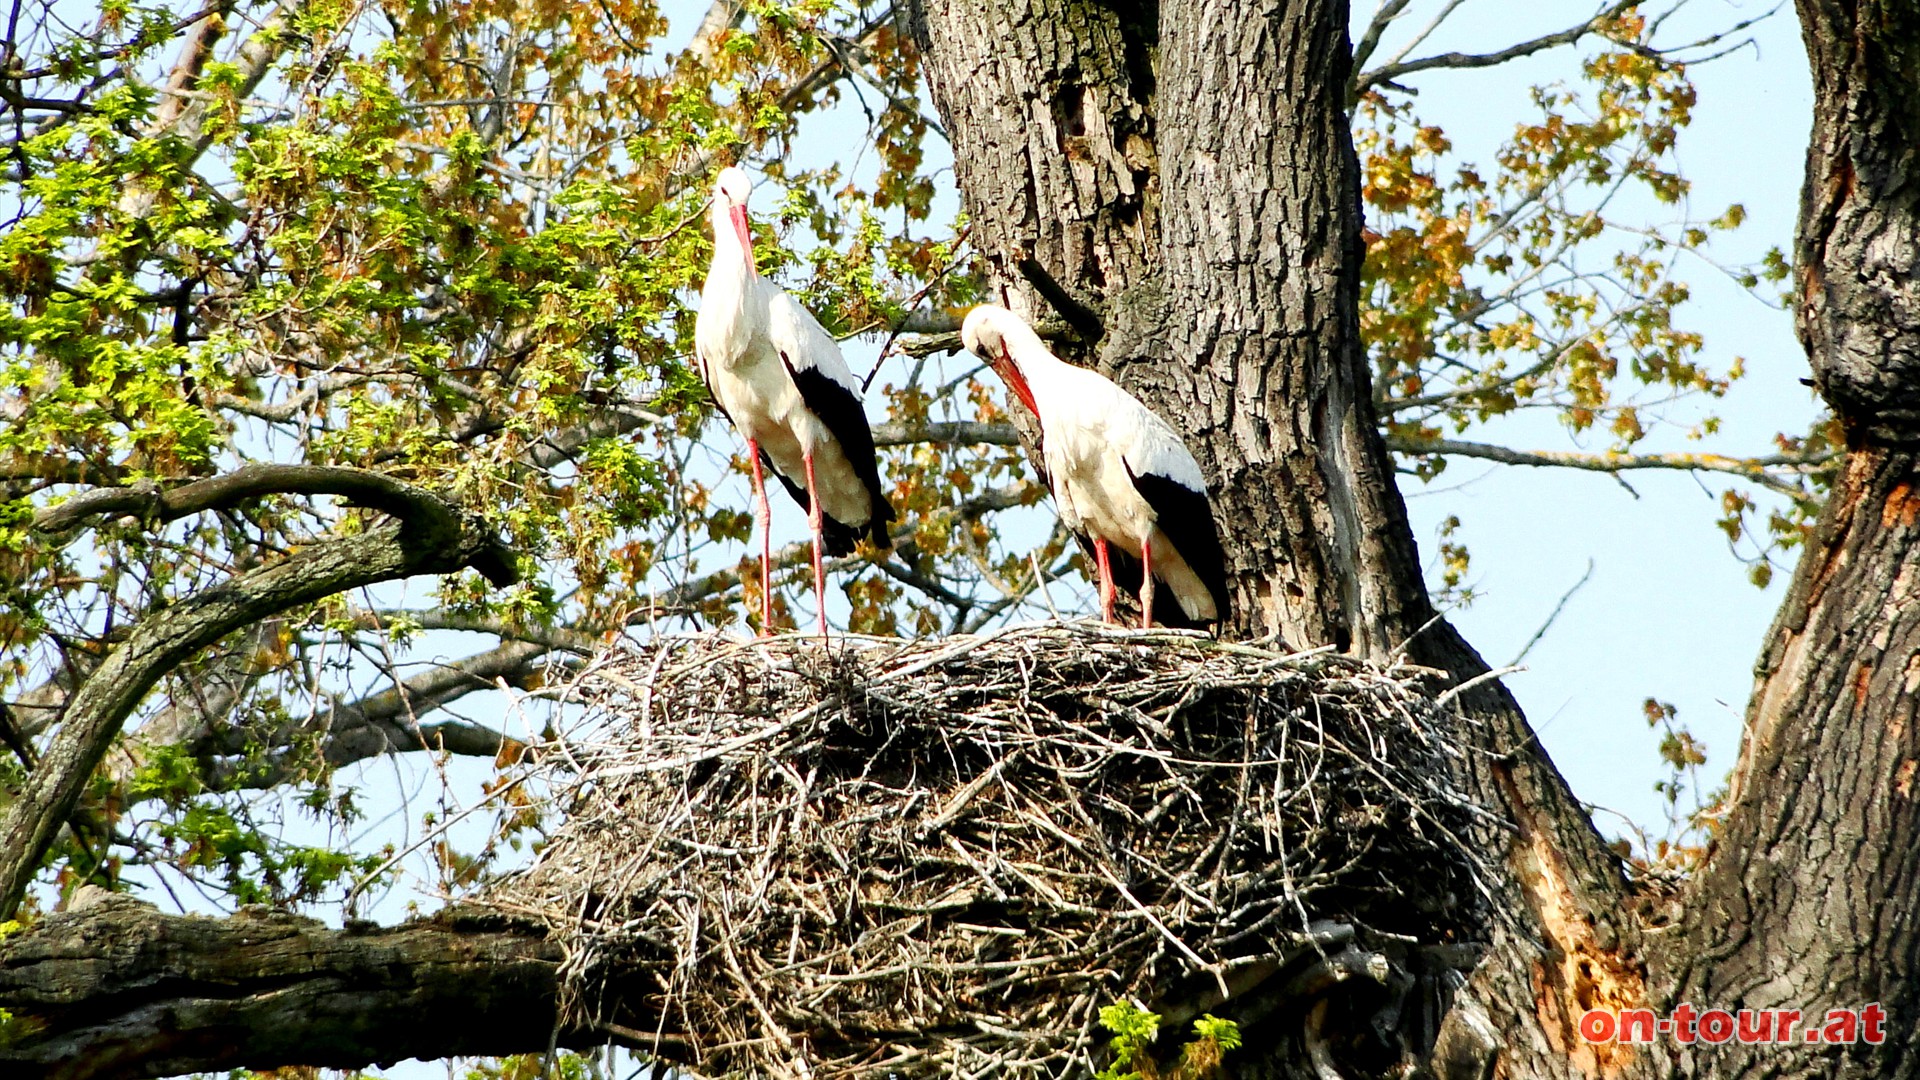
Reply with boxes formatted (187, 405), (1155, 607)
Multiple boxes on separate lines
(802, 449), (829, 639)
(1093, 537), (1117, 624)
(748, 440), (773, 636)
(1139, 535), (1155, 630)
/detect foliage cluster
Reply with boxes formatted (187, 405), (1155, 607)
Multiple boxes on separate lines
(1097, 1002), (1243, 1080)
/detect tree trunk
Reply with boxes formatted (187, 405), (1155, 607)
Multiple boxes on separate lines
(1652, 2), (1920, 1074)
(1150, 0), (1430, 657)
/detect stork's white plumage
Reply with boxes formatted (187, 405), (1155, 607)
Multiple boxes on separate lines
(695, 166), (894, 636)
(962, 305), (1228, 628)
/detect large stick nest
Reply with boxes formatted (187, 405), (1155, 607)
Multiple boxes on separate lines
(500, 622), (1489, 1079)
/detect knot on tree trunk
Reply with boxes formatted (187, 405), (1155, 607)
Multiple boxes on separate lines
(495, 622), (1496, 1079)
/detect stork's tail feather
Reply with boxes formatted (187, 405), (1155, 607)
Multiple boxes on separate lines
(818, 498), (894, 556)
(864, 490), (896, 551)
(812, 516), (854, 557)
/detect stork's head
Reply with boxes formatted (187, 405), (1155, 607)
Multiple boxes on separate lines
(961, 304), (1042, 418)
(712, 166), (755, 260)
(715, 166), (753, 206)
(959, 304), (1006, 362)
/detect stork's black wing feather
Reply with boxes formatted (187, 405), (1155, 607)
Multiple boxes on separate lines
(1126, 467), (1230, 624)
(782, 353), (896, 554)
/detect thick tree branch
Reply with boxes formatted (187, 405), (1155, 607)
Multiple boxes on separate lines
(144, 0), (225, 141)
(0, 472), (518, 919)
(111, 0), (294, 225)
(682, 0), (748, 68)
(33, 464), (503, 550)
(0, 894), (626, 1080)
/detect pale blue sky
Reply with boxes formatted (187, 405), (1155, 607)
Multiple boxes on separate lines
(1350, 0), (1815, 836)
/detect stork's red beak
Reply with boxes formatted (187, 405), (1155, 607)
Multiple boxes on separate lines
(729, 204), (753, 270)
(996, 347), (1041, 418)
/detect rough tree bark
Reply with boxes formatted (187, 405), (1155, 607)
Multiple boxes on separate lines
(1150, 0), (1428, 657)
(907, 1), (1646, 1076)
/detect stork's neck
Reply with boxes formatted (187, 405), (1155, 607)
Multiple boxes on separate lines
(709, 198), (757, 283)
(1006, 332), (1077, 392)
(1000, 334), (1075, 421)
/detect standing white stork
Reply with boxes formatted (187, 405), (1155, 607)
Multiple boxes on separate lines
(961, 304), (1229, 629)
(695, 166), (894, 636)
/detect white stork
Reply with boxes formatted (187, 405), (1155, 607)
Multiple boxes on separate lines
(694, 166), (894, 636)
(961, 304), (1229, 629)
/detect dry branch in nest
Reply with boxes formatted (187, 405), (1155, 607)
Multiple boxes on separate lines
(498, 622), (1492, 1079)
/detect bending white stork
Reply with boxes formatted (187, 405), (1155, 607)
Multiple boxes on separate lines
(695, 166), (894, 636)
(961, 304), (1229, 629)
